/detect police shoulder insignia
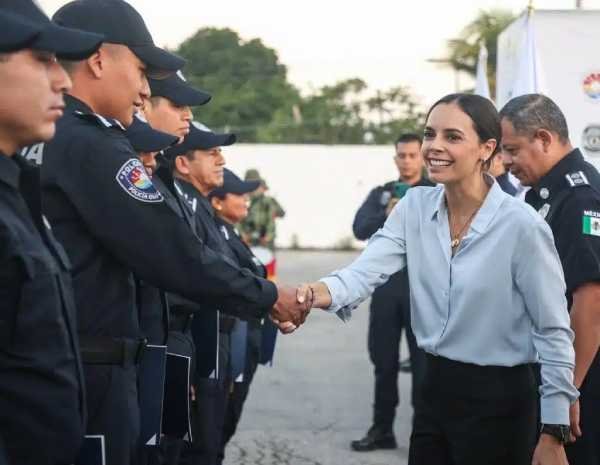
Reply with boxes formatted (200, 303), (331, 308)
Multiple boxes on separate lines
(565, 171), (590, 188)
(115, 159), (163, 203)
(583, 210), (600, 236)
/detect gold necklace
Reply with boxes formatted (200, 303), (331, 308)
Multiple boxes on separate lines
(449, 207), (481, 248)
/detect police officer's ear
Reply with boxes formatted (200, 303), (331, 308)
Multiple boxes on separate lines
(174, 154), (191, 175)
(84, 45), (111, 80)
(533, 128), (553, 153)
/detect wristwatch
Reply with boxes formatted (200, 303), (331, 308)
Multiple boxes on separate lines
(540, 424), (571, 444)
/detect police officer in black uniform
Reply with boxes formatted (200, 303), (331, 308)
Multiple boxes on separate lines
(501, 94), (600, 465)
(163, 122), (243, 465)
(29, 2), (307, 464)
(351, 133), (434, 452)
(0, 2), (103, 464)
(208, 169), (271, 464)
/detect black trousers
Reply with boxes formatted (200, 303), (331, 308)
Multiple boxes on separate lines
(408, 354), (537, 465)
(218, 323), (262, 464)
(368, 270), (426, 431)
(84, 364), (140, 465)
(180, 332), (231, 465)
(566, 352), (600, 465)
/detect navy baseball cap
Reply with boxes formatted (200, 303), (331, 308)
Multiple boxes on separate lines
(53, 0), (185, 76)
(209, 169), (260, 199)
(126, 114), (179, 153)
(0, 10), (40, 52)
(164, 122), (236, 159)
(149, 71), (211, 106)
(1, 0), (104, 59)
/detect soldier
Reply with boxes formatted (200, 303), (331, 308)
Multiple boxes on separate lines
(34, 1), (307, 463)
(351, 133), (433, 452)
(0, 1), (102, 463)
(240, 168), (285, 250)
(500, 94), (600, 465)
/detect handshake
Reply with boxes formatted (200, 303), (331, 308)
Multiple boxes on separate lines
(269, 282), (331, 334)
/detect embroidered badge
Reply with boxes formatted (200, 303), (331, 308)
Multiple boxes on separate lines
(115, 159), (163, 203)
(583, 213), (600, 236)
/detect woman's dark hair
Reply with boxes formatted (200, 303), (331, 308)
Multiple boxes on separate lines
(426, 94), (501, 166)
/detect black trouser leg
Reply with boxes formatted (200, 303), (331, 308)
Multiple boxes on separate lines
(180, 333), (230, 465)
(221, 326), (261, 448)
(566, 355), (600, 465)
(409, 355), (537, 465)
(368, 273), (404, 432)
(84, 364), (140, 465)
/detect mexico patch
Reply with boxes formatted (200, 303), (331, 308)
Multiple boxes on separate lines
(583, 213), (600, 236)
(115, 158), (163, 203)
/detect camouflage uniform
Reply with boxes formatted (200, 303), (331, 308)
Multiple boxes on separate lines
(240, 169), (285, 250)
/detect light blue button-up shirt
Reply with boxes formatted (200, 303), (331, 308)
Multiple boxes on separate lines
(321, 179), (578, 425)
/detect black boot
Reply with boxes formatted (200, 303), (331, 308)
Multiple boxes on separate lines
(350, 426), (397, 452)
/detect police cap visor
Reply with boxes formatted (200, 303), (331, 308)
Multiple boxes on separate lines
(210, 169), (260, 198)
(149, 73), (212, 107)
(126, 115), (179, 153)
(164, 123), (236, 159)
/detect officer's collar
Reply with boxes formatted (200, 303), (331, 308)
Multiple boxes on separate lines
(64, 94), (126, 131)
(531, 149), (584, 200)
(0, 152), (21, 190)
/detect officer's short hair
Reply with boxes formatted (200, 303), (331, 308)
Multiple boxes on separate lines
(395, 133), (422, 147)
(0, 53), (8, 62)
(499, 94), (570, 143)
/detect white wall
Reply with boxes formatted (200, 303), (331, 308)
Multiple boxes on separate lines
(223, 144), (397, 249)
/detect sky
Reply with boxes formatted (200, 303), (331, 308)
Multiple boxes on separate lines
(40, 0), (600, 108)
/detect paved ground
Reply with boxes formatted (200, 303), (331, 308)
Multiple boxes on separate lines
(223, 250), (413, 465)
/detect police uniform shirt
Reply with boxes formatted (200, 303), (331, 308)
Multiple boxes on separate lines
(0, 153), (84, 464)
(525, 149), (600, 307)
(39, 95), (276, 342)
(353, 178), (435, 241)
(321, 178), (578, 425)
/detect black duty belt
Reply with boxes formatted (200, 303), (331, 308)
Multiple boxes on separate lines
(79, 335), (147, 366)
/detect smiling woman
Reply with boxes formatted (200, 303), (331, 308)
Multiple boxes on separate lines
(297, 93), (579, 465)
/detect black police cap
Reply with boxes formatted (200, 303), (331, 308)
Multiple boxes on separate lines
(149, 71), (211, 107)
(52, 0), (185, 75)
(125, 114), (179, 153)
(0, 10), (40, 52)
(1, 0), (104, 59)
(209, 168), (260, 199)
(164, 122), (236, 159)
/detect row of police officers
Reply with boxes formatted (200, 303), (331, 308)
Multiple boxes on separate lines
(0, 1), (310, 465)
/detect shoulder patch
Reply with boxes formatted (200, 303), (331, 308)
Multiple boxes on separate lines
(565, 171), (590, 188)
(583, 213), (600, 236)
(115, 159), (163, 203)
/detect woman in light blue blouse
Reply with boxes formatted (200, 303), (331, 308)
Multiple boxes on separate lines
(299, 94), (577, 465)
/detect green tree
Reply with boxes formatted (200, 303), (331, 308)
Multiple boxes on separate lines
(445, 9), (516, 97)
(365, 86), (425, 144)
(176, 28), (300, 141)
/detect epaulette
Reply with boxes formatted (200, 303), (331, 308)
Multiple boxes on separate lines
(73, 110), (126, 131)
(565, 171), (590, 188)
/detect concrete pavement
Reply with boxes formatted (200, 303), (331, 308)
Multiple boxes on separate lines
(223, 250), (413, 465)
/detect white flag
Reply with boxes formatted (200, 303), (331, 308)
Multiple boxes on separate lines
(474, 43), (491, 99)
(511, 10), (546, 97)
